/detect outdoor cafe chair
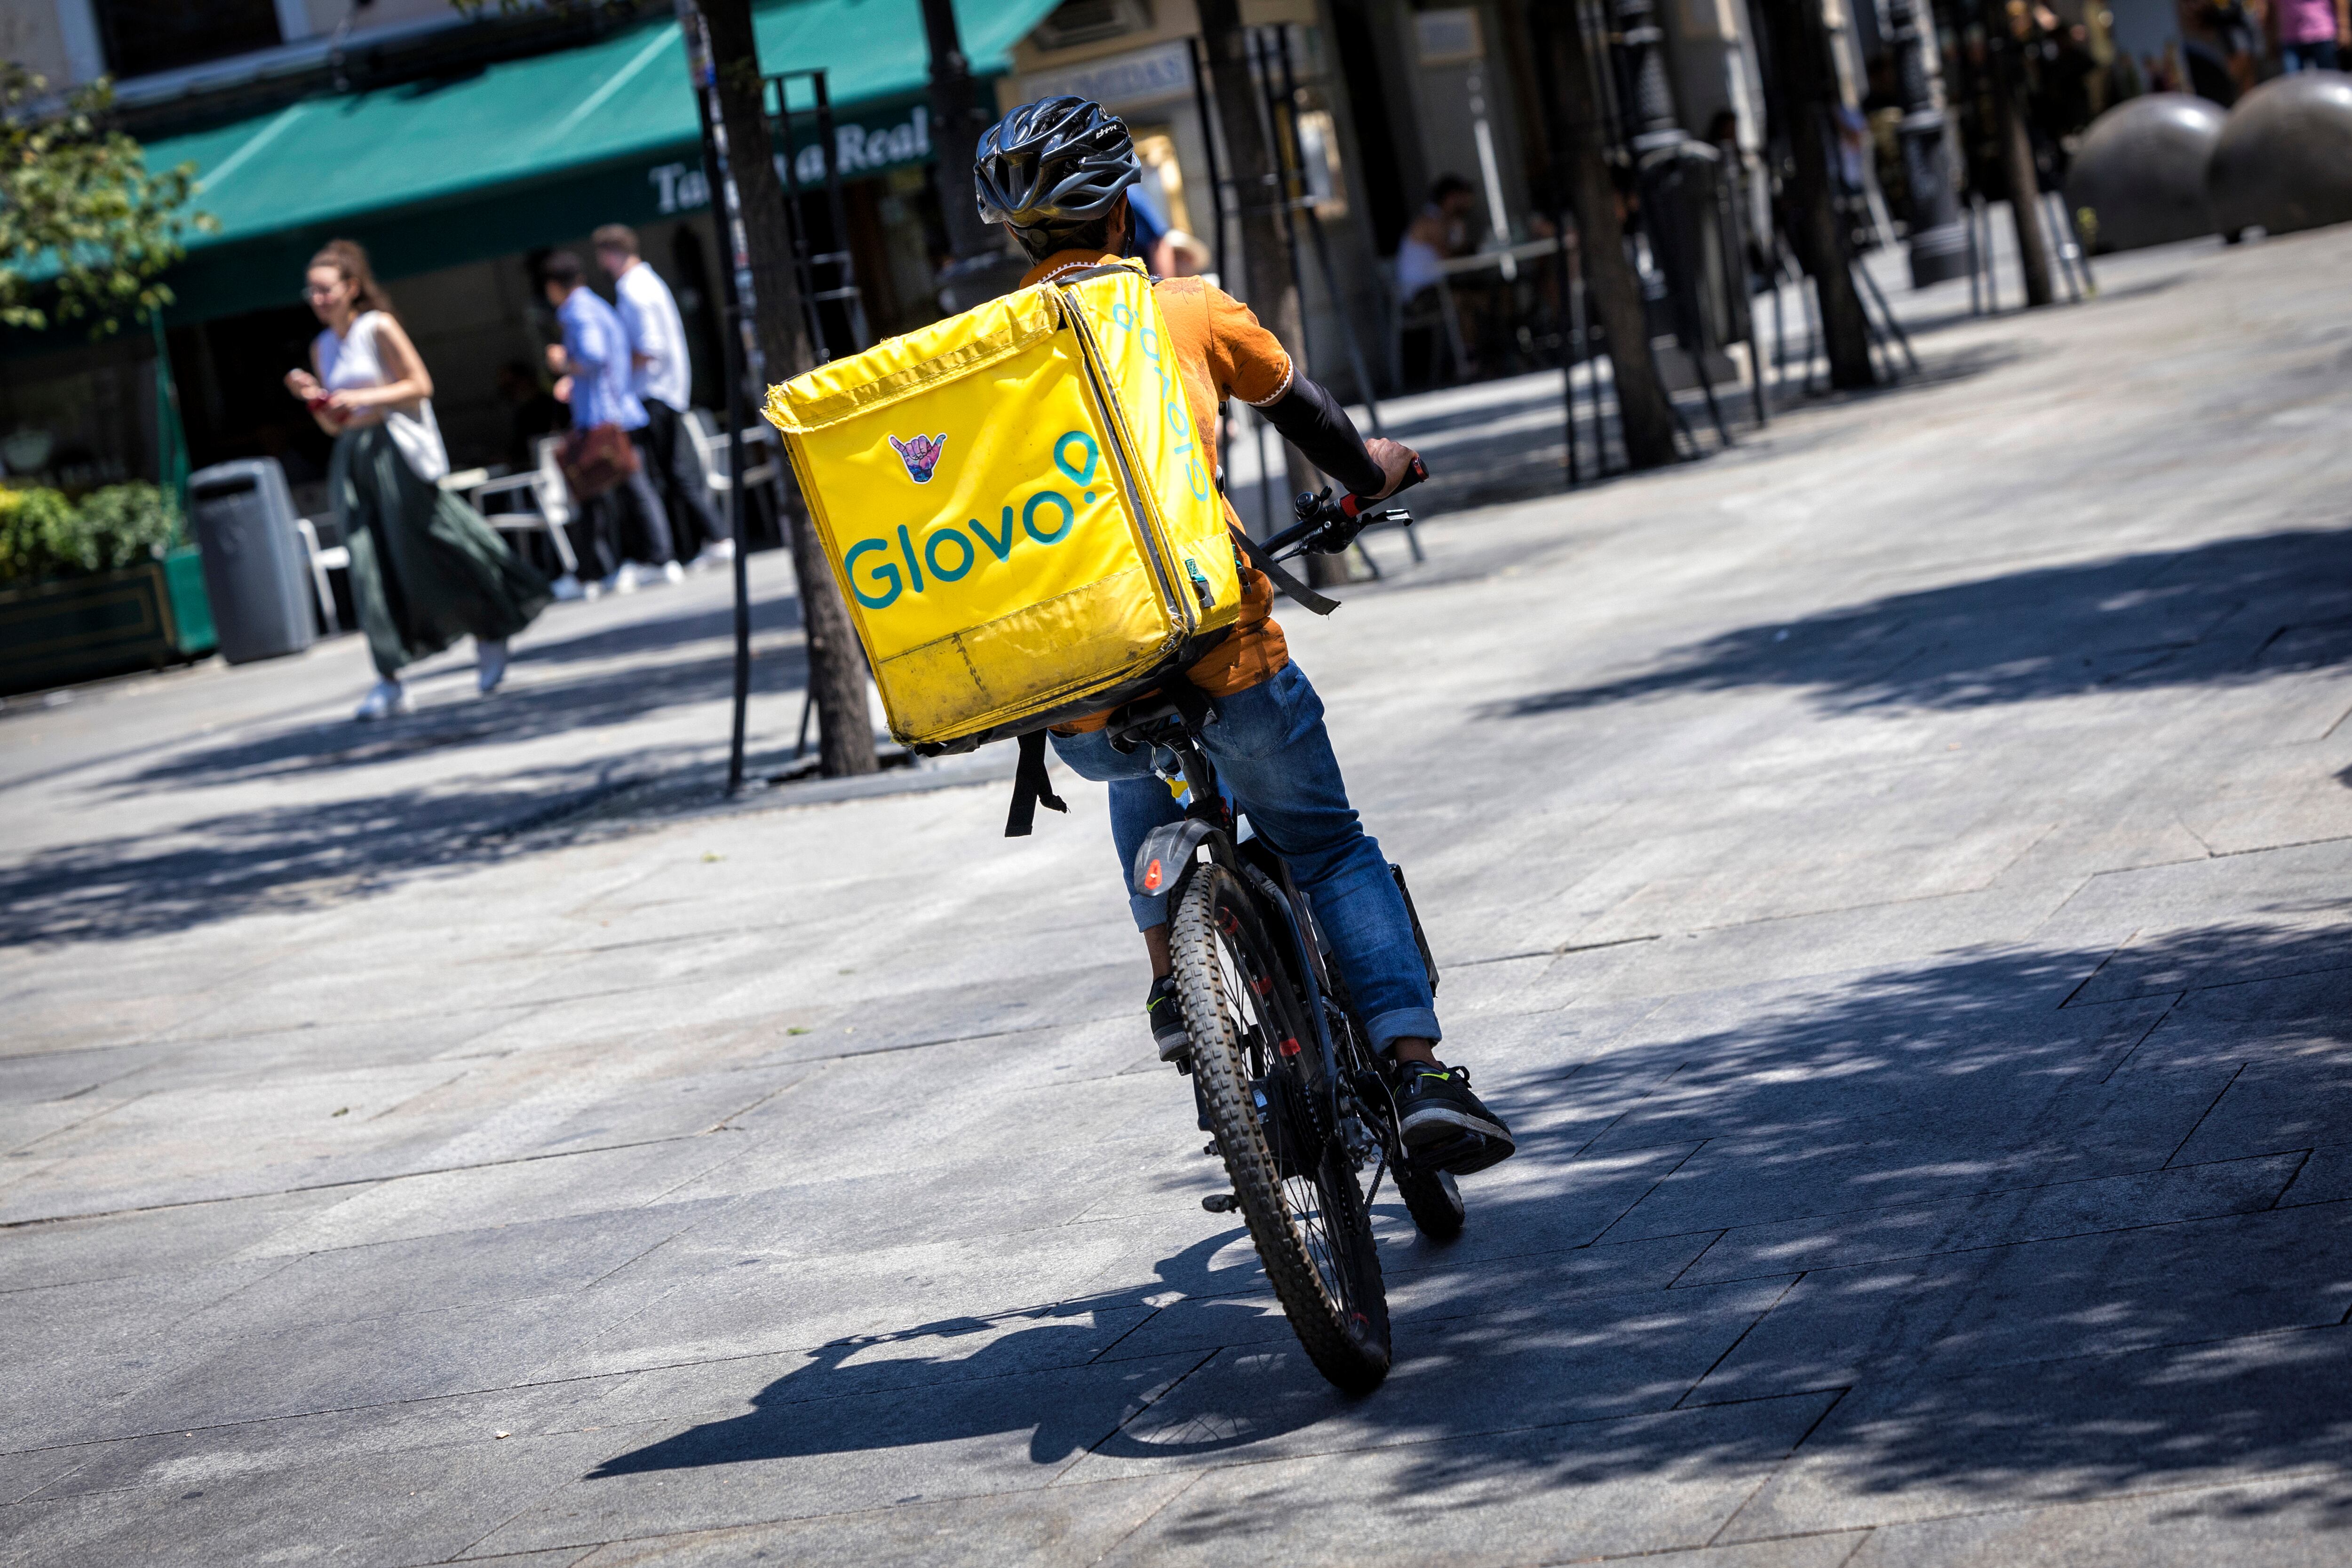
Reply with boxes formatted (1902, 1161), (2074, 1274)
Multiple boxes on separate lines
(461, 436), (583, 584)
(684, 408), (779, 502)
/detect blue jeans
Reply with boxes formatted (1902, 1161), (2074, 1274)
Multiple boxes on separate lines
(1049, 662), (1441, 1052)
(2282, 39), (2339, 69)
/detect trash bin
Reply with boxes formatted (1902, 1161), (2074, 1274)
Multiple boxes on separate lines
(188, 458), (317, 665)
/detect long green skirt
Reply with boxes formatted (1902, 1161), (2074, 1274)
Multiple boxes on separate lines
(331, 424), (551, 678)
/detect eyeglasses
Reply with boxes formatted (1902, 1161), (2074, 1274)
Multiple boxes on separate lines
(300, 284), (342, 300)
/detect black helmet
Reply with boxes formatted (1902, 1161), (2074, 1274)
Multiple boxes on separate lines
(974, 96), (1140, 249)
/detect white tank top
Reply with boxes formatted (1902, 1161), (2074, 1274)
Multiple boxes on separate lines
(316, 310), (449, 482)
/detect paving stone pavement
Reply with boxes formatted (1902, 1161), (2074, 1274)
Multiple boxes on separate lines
(5, 225), (2352, 1566)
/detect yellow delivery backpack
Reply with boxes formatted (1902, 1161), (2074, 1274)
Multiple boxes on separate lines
(764, 260), (1244, 766)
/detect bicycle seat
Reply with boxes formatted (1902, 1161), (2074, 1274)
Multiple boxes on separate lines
(1106, 694), (1187, 751)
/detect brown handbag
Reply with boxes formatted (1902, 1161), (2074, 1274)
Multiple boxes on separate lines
(559, 422), (640, 501)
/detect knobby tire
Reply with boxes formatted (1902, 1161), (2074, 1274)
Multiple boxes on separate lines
(1171, 865), (1391, 1393)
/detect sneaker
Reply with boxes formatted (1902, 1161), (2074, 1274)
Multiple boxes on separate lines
(600, 563), (640, 596)
(549, 573), (585, 602)
(1146, 975), (1190, 1061)
(660, 559), (686, 586)
(476, 638), (509, 695)
(354, 678), (410, 721)
(691, 538), (737, 572)
(1390, 1059), (1515, 1174)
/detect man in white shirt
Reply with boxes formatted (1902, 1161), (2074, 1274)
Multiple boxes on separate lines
(594, 225), (731, 572)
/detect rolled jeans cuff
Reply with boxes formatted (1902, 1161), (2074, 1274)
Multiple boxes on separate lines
(1365, 1005), (1442, 1053)
(1130, 890), (1169, 931)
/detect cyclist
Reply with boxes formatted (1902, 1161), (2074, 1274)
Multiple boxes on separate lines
(974, 97), (1514, 1175)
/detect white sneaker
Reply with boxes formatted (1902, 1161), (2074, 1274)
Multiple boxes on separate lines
(692, 539), (737, 572)
(549, 573), (585, 602)
(477, 639), (509, 695)
(601, 563), (640, 596)
(354, 679), (410, 721)
(661, 559), (686, 586)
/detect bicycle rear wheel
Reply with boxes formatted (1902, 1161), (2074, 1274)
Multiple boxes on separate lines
(1171, 864), (1391, 1393)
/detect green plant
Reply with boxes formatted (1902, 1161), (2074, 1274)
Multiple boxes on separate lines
(75, 482), (181, 571)
(0, 65), (215, 335)
(0, 483), (181, 587)
(0, 487), (85, 585)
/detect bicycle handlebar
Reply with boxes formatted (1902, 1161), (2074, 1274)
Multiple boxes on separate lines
(1263, 456), (1427, 560)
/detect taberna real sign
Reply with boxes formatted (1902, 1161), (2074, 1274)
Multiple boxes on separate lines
(646, 103), (932, 215)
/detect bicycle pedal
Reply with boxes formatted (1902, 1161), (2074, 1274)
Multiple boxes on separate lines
(1201, 1192), (1240, 1213)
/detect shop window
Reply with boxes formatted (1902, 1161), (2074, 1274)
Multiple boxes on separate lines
(95, 0), (283, 80)
(1132, 133), (1196, 238)
(1412, 8), (1483, 65)
(1030, 0), (1154, 51)
(1292, 110), (1349, 218)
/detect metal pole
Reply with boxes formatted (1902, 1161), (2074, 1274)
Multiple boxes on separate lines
(1248, 28), (1317, 381)
(768, 77), (833, 364)
(1554, 227), (1581, 486)
(1571, 256), (1604, 473)
(1886, 0), (1968, 285)
(1272, 29), (1385, 434)
(1525, 0), (1583, 486)
(1852, 256), (1920, 373)
(811, 73), (872, 350)
(683, 3), (754, 797)
(1186, 36), (1236, 491)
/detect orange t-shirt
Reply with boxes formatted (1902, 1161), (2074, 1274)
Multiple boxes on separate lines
(1020, 251), (1293, 727)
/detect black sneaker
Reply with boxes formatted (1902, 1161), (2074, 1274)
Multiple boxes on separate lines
(1146, 975), (1191, 1060)
(1391, 1060), (1515, 1174)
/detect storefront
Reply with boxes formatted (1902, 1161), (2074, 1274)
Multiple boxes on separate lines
(1004, 0), (1410, 399)
(0, 0), (1059, 506)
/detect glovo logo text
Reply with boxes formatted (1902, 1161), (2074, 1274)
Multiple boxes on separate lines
(844, 430), (1102, 612)
(1108, 295), (1211, 507)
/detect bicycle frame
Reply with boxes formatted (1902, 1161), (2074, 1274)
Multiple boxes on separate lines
(1123, 716), (1401, 1182)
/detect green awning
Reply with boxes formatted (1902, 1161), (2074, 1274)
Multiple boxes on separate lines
(146, 0), (1057, 324)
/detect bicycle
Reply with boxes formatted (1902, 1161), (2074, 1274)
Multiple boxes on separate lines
(1105, 461), (1471, 1394)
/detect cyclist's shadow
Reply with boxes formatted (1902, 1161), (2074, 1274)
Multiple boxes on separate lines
(590, 1231), (1310, 1478)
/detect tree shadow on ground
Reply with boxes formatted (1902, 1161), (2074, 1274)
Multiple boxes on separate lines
(510, 592), (803, 669)
(122, 630), (809, 794)
(0, 764), (642, 947)
(591, 920), (2352, 1534)
(1494, 528), (2352, 718)
(1336, 341), (2022, 523)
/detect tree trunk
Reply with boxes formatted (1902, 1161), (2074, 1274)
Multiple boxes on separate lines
(1535, 4), (1680, 468)
(1991, 42), (2054, 306)
(700, 0), (877, 777)
(1752, 0), (1875, 387)
(920, 0), (998, 265)
(1193, 0), (1322, 554)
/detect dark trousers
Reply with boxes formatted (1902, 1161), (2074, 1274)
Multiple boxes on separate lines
(638, 400), (727, 559)
(576, 461), (674, 579)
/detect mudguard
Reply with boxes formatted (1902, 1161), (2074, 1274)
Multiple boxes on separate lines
(1132, 819), (1233, 906)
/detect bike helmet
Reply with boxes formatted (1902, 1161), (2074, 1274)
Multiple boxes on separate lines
(974, 96), (1141, 253)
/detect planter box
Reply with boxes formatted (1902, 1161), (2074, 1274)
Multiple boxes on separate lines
(0, 546), (218, 698)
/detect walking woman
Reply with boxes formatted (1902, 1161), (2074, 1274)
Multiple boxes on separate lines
(285, 239), (549, 719)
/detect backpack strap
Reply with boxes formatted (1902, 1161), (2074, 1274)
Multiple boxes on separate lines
(1230, 525), (1341, 616)
(1004, 730), (1068, 837)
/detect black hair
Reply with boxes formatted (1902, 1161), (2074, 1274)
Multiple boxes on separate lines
(1013, 199), (1121, 262)
(541, 251), (586, 288)
(1430, 173), (1475, 204)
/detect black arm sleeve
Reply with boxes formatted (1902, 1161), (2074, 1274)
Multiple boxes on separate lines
(1256, 374), (1387, 499)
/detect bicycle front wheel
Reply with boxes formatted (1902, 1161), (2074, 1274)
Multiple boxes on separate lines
(1171, 864), (1391, 1393)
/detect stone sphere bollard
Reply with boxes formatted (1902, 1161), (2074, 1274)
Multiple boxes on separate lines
(2065, 94), (2226, 253)
(2207, 71), (2352, 238)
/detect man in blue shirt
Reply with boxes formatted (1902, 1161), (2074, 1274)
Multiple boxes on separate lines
(542, 251), (677, 594)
